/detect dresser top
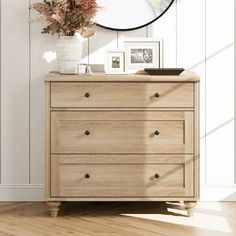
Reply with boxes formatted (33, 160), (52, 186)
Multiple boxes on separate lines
(45, 71), (200, 82)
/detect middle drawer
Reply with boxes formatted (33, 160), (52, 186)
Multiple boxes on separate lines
(51, 111), (193, 154)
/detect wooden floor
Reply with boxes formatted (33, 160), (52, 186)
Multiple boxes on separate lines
(0, 202), (235, 236)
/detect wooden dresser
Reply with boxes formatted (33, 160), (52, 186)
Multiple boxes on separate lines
(45, 72), (200, 217)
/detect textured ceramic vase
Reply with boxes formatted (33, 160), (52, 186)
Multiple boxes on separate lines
(56, 35), (83, 74)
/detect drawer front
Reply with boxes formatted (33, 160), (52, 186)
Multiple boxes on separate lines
(51, 82), (194, 108)
(51, 111), (193, 154)
(51, 155), (194, 197)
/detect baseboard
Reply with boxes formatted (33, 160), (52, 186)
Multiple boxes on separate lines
(200, 185), (236, 201)
(0, 184), (44, 201)
(0, 184), (235, 201)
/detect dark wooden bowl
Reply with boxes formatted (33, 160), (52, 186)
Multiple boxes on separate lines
(144, 68), (185, 75)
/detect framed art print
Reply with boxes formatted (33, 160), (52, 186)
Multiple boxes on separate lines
(122, 38), (163, 74)
(105, 50), (126, 74)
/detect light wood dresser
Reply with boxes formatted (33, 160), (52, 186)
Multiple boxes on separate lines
(45, 72), (200, 217)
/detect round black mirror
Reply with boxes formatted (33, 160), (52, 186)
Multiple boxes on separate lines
(96, 0), (174, 31)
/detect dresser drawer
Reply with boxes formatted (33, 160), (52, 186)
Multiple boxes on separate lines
(51, 111), (193, 154)
(51, 82), (194, 108)
(51, 155), (194, 197)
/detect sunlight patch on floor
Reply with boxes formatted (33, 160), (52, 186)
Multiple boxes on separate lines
(196, 202), (223, 212)
(122, 203), (232, 234)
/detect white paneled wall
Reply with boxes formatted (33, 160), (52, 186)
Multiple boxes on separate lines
(0, 0), (235, 200)
(1, 0), (30, 184)
(148, 0), (176, 67)
(205, 0), (234, 184)
(176, 0), (207, 185)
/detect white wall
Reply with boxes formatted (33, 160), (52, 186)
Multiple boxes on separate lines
(0, 0), (235, 201)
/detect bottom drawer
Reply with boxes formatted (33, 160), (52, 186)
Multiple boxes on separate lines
(51, 155), (194, 198)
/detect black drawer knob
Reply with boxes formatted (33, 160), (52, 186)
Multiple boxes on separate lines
(85, 173), (90, 179)
(154, 93), (160, 98)
(154, 130), (160, 136)
(85, 92), (90, 98)
(85, 130), (90, 135)
(154, 173), (160, 179)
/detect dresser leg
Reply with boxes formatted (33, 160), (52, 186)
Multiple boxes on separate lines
(184, 201), (197, 217)
(47, 202), (61, 217)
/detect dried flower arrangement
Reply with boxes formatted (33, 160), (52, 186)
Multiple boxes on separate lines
(32, 0), (100, 37)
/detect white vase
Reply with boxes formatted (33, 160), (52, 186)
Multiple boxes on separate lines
(56, 35), (83, 74)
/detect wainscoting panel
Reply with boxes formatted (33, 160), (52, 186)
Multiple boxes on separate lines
(88, 25), (118, 66)
(0, 0), (235, 200)
(118, 27), (147, 41)
(205, 0), (234, 184)
(176, 0), (206, 184)
(147, 0), (177, 68)
(0, 0), (30, 184)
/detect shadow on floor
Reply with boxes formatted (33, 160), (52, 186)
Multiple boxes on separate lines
(59, 201), (187, 217)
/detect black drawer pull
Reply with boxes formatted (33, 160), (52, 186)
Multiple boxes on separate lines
(154, 173), (160, 179)
(154, 130), (160, 136)
(85, 92), (90, 98)
(85, 130), (90, 135)
(154, 93), (160, 98)
(85, 173), (90, 179)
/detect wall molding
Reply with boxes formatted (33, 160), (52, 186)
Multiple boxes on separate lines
(0, 184), (44, 201)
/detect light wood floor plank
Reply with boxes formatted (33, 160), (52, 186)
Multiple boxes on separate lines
(0, 202), (235, 236)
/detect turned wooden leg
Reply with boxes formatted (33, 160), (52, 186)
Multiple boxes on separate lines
(47, 202), (61, 217)
(184, 201), (197, 217)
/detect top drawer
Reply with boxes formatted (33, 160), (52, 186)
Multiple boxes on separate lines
(51, 82), (194, 108)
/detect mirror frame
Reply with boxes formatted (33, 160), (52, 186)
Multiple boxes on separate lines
(96, 0), (175, 31)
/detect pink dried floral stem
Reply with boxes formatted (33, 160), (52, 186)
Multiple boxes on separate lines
(31, 0), (100, 37)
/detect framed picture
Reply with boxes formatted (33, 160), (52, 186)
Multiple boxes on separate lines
(122, 38), (163, 74)
(105, 50), (126, 74)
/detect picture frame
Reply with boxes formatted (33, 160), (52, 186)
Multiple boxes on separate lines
(122, 38), (163, 74)
(105, 50), (126, 74)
